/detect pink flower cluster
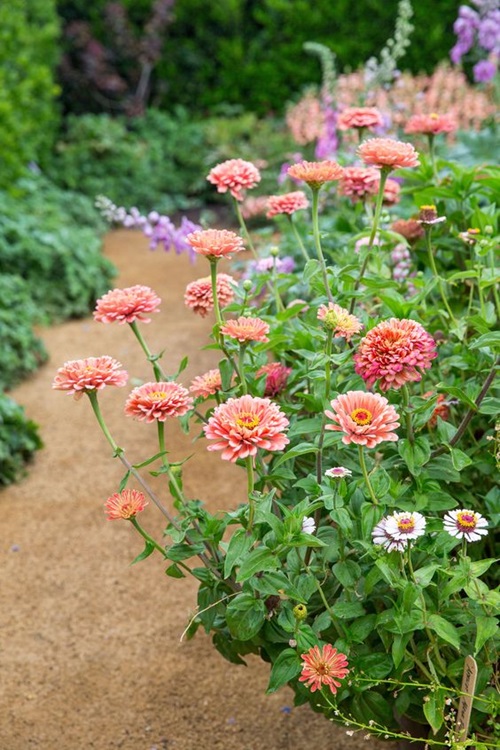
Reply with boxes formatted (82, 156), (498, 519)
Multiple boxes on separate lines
(337, 107), (384, 131)
(220, 317), (270, 344)
(184, 274), (235, 317)
(52, 356), (128, 400)
(186, 229), (245, 260)
(256, 362), (291, 397)
(190, 369), (223, 399)
(358, 138), (420, 170)
(267, 191), (309, 218)
(317, 303), (363, 341)
(325, 391), (400, 448)
(94, 285), (161, 325)
(124, 382), (193, 422)
(207, 159), (261, 201)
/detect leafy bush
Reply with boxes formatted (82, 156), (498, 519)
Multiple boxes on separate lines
(0, 394), (42, 488)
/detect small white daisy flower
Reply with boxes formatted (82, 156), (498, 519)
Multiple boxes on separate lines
(325, 466), (353, 479)
(301, 516), (316, 535)
(372, 518), (407, 552)
(443, 509), (488, 542)
(384, 511), (426, 541)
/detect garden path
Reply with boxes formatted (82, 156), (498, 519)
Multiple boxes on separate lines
(0, 229), (392, 749)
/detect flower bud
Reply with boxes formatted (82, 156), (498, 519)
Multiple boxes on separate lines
(293, 603), (308, 621)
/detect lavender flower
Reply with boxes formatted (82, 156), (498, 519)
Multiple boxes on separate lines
(473, 58), (498, 81)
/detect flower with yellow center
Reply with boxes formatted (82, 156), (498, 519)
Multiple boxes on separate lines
(443, 509), (488, 542)
(350, 408), (373, 426)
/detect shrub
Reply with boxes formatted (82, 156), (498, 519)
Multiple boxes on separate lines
(0, 394), (42, 488)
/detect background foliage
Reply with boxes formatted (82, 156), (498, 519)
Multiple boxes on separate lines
(0, 394), (43, 488)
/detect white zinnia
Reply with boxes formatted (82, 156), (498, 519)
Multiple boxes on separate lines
(443, 509), (488, 542)
(372, 518), (407, 552)
(384, 511), (426, 541)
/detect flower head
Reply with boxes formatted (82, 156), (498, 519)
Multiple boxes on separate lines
(287, 160), (344, 190)
(190, 369), (223, 399)
(404, 113), (458, 136)
(385, 511), (427, 542)
(337, 107), (384, 130)
(325, 391), (400, 448)
(94, 285), (161, 325)
(184, 273), (235, 317)
(354, 318), (437, 391)
(267, 191), (310, 217)
(317, 303), (363, 341)
(418, 205), (447, 226)
(325, 467), (353, 479)
(124, 381), (193, 423)
(338, 166), (380, 201)
(240, 195), (270, 220)
(423, 391), (451, 428)
(256, 362), (291, 397)
(220, 316), (270, 343)
(382, 177), (401, 205)
(299, 644), (349, 694)
(207, 158), (261, 201)
(443, 509), (488, 542)
(392, 218), (425, 243)
(52, 356), (128, 400)
(203, 394), (289, 462)
(358, 138), (420, 170)
(105, 489), (148, 520)
(186, 229), (245, 260)
(372, 517), (407, 553)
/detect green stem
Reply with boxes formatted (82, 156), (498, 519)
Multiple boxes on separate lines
(401, 384), (414, 445)
(428, 134), (438, 182)
(234, 198), (258, 260)
(129, 516), (167, 557)
(358, 445), (378, 504)
(476, 261), (486, 318)
(87, 390), (120, 453)
(209, 259), (223, 327)
(311, 187), (333, 302)
(246, 456), (256, 531)
(237, 343), (248, 394)
(129, 321), (165, 381)
(424, 227), (458, 326)
(271, 255), (285, 313)
(288, 215), (311, 262)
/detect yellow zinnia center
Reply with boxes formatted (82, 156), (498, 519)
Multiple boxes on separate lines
(236, 413), (260, 429)
(457, 512), (476, 529)
(149, 391), (167, 400)
(350, 408), (373, 425)
(397, 517), (415, 532)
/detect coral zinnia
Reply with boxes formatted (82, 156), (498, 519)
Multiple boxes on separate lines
(392, 218), (424, 243)
(287, 160), (344, 190)
(186, 229), (245, 260)
(207, 159), (261, 201)
(184, 273), (235, 317)
(220, 316), (270, 343)
(203, 394), (289, 462)
(52, 356), (128, 400)
(189, 369), (223, 399)
(338, 166), (379, 201)
(124, 381), (193, 422)
(337, 107), (384, 131)
(443, 509), (488, 542)
(256, 362), (291, 397)
(354, 318), (437, 391)
(325, 391), (400, 448)
(358, 138), (420, 170)
(105, 489), (148, 520)
(381, 177), (401, 205)
(267, 191), (310, 217)
(299, 644), (349, 694)
(404, 113), (458, 136)
(93, 285), (161, 325)
(317, 303), (363, 341)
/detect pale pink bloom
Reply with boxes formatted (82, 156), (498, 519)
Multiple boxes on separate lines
(325, 467), (353, 479)
(372, 517), (407, 553)
(443, 510), (488, 542)
(189, 369), (223, 399)
(337, 107), (384, 130)
(287, 160), (344, 189)
(184, 273), (235, 317)
(392, 218), (425, 243)
(240, 195), (270, 220)
(256, 362), (291, 397)
(266, 191), (310, 217)
(52, 356), (128, 400)
(105, 489), (148, 520)
(382, 177), (401, 205)
(93, 285), (161, 325)
(301, 517), (316, 534)
(354, 318), (437, 391)
(220, 316), (270, 343)
(317, 303), (363, 341)
(207, 159), (261, 201)
(358, 138), (420, 170)
(338, 166), (379, 201)
(325, 391), (400, 448)
(404, 113), (458, 136)
(299, 644), (349, 694)
(385, 511), (426, 541)
(124, 381), (193, 422)
(186, 229), (245, 260)
(203, 394), (289, 462)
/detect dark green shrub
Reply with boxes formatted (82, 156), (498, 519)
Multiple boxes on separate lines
(0, 394), (43, 488)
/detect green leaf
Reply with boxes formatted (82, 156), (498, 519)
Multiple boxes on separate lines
(348, 615), (377, 643)
(223, 528), (254, 578)
(332, 560), (361, 588)
(334, 601), (366, 619)
(469, 558), (498, 577)
(449, 447), (472, 472)
(437, 384), (477, 411)
(413, 564), (439, 587)
(266, 648), (302, 693)
(469, 331), (500, 350)
(272, 442), (317, 468)
(130, 540), (156, 565)
(356, 653), (393, 679)
(398, 436), (431, 475)
(165, 563), (185, 578)
(474, 615), (499, 655)
(166, 542), (204, 562)
(251, 570), (306, 602)
(428, 614), (461, 650)
(226, 593), (266, 641)
(118, 470), (131, 491)
(303, 259), (320, 283)
(219, 357), (234, 391)
(392, 633), (411, 668)
(423, 690), (445, 734)
(235, 547), (279, 582)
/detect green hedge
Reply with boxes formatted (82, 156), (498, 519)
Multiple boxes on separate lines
(0, 394), (43, 487)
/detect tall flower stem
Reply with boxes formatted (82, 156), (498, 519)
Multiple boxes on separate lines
(271, 255), (285, 313)
(209, 259), (223, 328)
(428, 134), (438, 182)
(401, 384), (414, 444)
(246, 456), (256, 531)
(424, 228), (458, 327)
(358, 445), (378, 504)
(87, 390), (120, 454)
(311, 187), (333, 303)
(129, 321), (165, 381)
(237, 344), (248, 394)
(288, 215), (311, 262)
(234, 199), (258, 260)
(129, 516), (167, 557)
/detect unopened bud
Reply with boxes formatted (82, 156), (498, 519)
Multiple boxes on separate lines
(293, 603), (308, 621)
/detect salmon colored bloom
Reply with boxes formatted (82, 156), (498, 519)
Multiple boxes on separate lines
(267, 191), (310, 217)
(287, 160), (344, 190)
(256, 362), (291, 397)
(358, 138), (420, 170)
(203, 394), (289, 461)
(184, 273), (235, 317)
(52, 356), (128, 400)
(381, 177), (401, 205)
(220, 316), (270, 343)
(124, 381), (193, 422)
(186, 229), (245, 260)
(354, 318), (437, 391)
(338, 166), (379, 201)
(299, 644), (349, 694)
(337, 107), (384, 130)
(93, 285), (161, 325)
(240, 195), (270, 220)
(404, 113), (458, 136)
(105, 489), (148, 520)
(189, 369), (223, 399)
(317, 303), (363, 341)
(325, 391), (400, 448)
(207, 159), (261, 201)
(392, 218), (425, 243)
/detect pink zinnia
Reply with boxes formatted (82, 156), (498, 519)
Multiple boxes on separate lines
(124, 381), (193, 422)
(358, 138), (420, 170)
(266, 191), (310, 217)
(338, 167), (379, 201)
(220, 316), (270, 343)
(317, 303), (363, 341)
(52, 356), (128, 400)
(354, 318), (437, 391)
(186, 229), (245, 260)
(256, 362), (291, 397)
(184, 273), (235, 317)
(287, 160), (344, 190)
(325, 391), (400, 448)
(382, 177), (401, 205)
(105, 489), (148, 520)
(190, 369), (222, 399)
(203, 394), (289, 462)
(93, 285), (161, 325)
(392, 219), (424, 243)
(207, 159), (261, 201)
(404, 113), (458, 136)
(337, 107), (384, 131)
(299, 644), (349, 694)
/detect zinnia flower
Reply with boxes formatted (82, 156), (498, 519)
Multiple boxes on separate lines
(186, 229), (245, 260)
(220, 316), (270, 343)
(392, 218), (424, 243)
(203, 394), (289, 462)
(94, 285), (161, 325)
(256, 362), (291, 397)
(267, 191), (310, 217)
(317, 303), (363, 341)
(325, 467), (353, 479)
(384, 511), (427, 542)
(240, 195), (270, 220)
(124, 381), (193, 422)
(190, 369), (223, 399)
(338, 166), (379, 201)
(423, 391), (450, 428)
(382, 177), (401, 205)
(325, 391), (400, 448)
(105, 489), (148, 520)
(207, 159), (261, 201)
(443, 509), (488, 542)
(299, 644), (349, 694)
(287, 160), (344, 190)
(358, 138), (420, 170)
(354, 318), (437, 391)
(404, 113), (458, 136)
(417, 205), (446, 226)
(337, 107), (384, 130)
(184, 273), (235, 317)
(372, 517), (407, 552)
(52, 356), (128, 400)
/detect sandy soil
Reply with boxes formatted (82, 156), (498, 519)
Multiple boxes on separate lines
(0, 229), (393, 749)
